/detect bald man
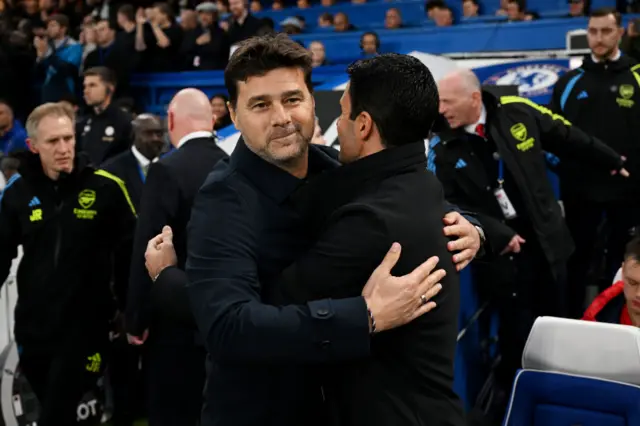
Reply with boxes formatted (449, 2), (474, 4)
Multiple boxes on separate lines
(429, 68), (626, 404)
(125, 89), (227, 426)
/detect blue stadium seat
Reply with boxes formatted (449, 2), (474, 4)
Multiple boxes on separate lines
(503, 317), (640, 426)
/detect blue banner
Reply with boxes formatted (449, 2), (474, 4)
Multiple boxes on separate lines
(473, 58), (572, 105)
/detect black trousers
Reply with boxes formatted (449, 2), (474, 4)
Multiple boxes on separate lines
(19, 339), (107, 426)
(146, 323), (206, 426)
(563, 193), (640, 319)
(109, 335), (146, 426)
(488, 243), (565, 390)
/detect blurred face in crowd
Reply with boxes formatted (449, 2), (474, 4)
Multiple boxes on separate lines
(433, 7), (453, 27)
(588, 13), (624, 60)
(0, 103), (13, 134)
(95, 21), (115, 47)
(506, 1), (523, 21)
(180, 10), (198, 30)
(297, 0), (310, 8)
(152, 7), (170, 26)
(29, 114), (75, 178)
(250, 0), (262, 12)
(46, 20), (66, 39)
(334, 13), (349, 32)
(318, 14), (333, 27)
(622, 256), (640, 320)
(463, 0), (479, 17)
(23, 0), (38, 14)
(309, 41), (326, 66)
(361, 33), (378, 54)
(321, 0), (335, 6)
(210, 96), (229, 121)
(438, 74), (482, 129)
(133, 115), (165, 160)
(229, 67), (315, 170)
(272, 0), (283, 10)
(229, 0), (246, 18)
(568, 0), (584, 16)
(83, 75), (111, 107)
(385, 8), (402, 30)
(200, 11), (217, 27)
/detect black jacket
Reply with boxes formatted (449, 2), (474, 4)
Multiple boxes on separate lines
(180, 25), (230, 71)
(428, 93), (624, 272)
(549, 55), (640, 203)
(288, 141), (465, 426)
(101, 149), (144, 211)
(76, 103), (133, 166)
(0, 153), (136, 348)
(125, 136), (227, 337)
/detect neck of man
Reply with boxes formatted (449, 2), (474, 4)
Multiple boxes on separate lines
(123, 22), (136, 33)
(42, 164), (67, 181)
(597, 47), (620, 62)
(136, 143), (157, 160)
(281, 153), (309, 179)
(93, 98), (111, 115)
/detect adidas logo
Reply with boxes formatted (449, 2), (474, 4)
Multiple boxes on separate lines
(455, 159), (467, 169)
(28, 197), (41, 208)
(577, 91), (588, 100)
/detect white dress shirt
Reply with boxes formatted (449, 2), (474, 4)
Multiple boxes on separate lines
(465, 105), (487, 136)
(176, 131), (214, 149)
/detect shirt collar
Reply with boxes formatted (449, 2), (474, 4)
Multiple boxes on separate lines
(229, 138), (339, 204)
(131, 145), (158, 167)
(591, 50), (621, 63)
(176, 131), (214, 149)
(464, 104), (487, 135)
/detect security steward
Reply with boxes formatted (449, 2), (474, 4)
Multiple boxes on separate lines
(429, 69), (627, 403)
(77, 66), (133, 166)
(0, 103), (137, 426)
(549, 8), (640, 318)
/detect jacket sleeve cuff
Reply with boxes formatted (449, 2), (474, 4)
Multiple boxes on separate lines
(307, 296), (371, 362)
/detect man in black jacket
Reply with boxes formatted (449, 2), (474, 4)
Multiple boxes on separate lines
(125, 88), (227, 426)
(0, 102), (136, 426)
(284, 53), (465, 426)
(102, 114), (166, 211)
(144, 34), (481, 426)
(549, 8), (640, 318)
(77, 67), (133, 165)
(430, 68), (627, 397)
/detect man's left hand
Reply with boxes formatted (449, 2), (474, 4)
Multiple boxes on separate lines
(443, 212), (481, 271)
(145, 225), (178, 280)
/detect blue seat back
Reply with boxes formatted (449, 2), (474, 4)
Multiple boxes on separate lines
(504, 370), (640, 426)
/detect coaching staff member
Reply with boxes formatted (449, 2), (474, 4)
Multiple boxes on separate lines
(77, 67), (133, 166)
(125, 89), (227, 426)
(0, 103), (136, 426)
(286, 53), (465, 425)
(549, 8), (640, 318)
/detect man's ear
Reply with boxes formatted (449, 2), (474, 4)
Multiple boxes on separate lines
(26, 138), (38, 154)
(356, 111), (374, 141)
(228, 102), (238, 128)
(167, 111), (174, 132)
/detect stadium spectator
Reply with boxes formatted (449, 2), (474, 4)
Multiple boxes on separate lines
(334, 12), (355, 32)
(433, 4), (454, 26)
(384, 7), (403, 29)
(0, 100), (28, 155)
(360, 31), (380, 56)
(250, 0), (263, 12)
(297, 0), (311, 9)
(227, 0), (265, 46)
(426, 0), (446, 18)
(506, 0), (526, 21)
(568, 0), (588, 17)
(272, 0), (284, 10)
(210, 93), (232, 130)
(280, 16), (303, 35)
(35, 13), (83, 102)
(318, 12), (333, 28)
(135, 3), (183, 73)
(181, 1), (230, 71)
(322, 0), (337, 6)
(463, 0), (480, 17)
(309, 40), (328, 67)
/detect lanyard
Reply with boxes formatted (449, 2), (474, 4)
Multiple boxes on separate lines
(497, 157), (504, 188)
(137, 162), (146, 183)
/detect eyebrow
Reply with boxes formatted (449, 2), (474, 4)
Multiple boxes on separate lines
(246, 90), (305, 105)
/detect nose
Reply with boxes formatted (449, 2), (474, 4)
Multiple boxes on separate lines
(271, 102), (292, 126)
(438, 103), (446, 115)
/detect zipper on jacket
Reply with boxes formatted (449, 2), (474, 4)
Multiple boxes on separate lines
(53, 187), (63, 269)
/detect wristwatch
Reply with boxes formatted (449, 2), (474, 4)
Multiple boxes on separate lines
(475, 226), (486, 245)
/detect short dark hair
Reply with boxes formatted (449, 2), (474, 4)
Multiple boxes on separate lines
(224, 34), (313, 108)
(625, 236), (640, 262)
(118, 4), (135, 21)
(153, 2), (174, 19)
(47, 14), (70, 30)
(96, 18), (116, 30)
(83, 66), (117, 88)
(346, 53), (439, 146)
(426, 0), (446, 10)
(590, 7), (621, 26)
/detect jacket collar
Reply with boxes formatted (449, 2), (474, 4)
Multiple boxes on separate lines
(581, 53), (637, 73)
(230, 138), (339, 204)
(16, 151), (93, 184)
(294, 141), (427, 225)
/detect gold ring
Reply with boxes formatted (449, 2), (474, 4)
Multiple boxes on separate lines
(420, 294), (428, 305)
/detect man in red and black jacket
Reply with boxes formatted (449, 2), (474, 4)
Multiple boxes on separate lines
(583, 235), (640, 325)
